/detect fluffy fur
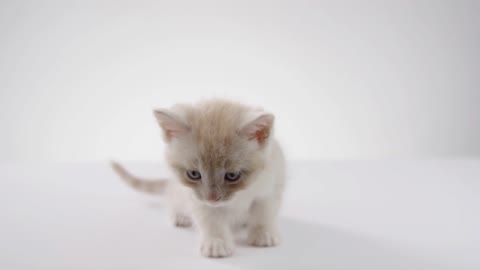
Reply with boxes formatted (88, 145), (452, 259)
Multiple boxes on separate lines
(113, 99), (286, 258)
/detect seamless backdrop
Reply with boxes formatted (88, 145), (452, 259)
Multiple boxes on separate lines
(1, 0), (479, 162)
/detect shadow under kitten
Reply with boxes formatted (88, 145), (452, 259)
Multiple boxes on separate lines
(220, 217), (455, 270)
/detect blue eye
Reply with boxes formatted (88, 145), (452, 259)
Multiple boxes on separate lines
(186, 170), (201, 181)
(224, 172), (241, 182)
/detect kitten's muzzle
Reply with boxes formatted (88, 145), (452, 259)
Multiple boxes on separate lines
(207, 194), (222, 202)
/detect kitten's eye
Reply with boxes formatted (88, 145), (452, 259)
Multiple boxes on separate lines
(224, 172), (241, 182)
(186, 170), (202, 181)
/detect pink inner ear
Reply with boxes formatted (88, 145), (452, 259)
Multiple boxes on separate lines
(162, 122), (188, 141)
(242, 114), (274, 145)
(153, 110), (189, 141)
(248, 127), (270, 144)
(165, 130), (177, 141)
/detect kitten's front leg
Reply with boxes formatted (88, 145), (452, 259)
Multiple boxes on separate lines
(194, 207), (234, 258)
(247, 196), (281, 247)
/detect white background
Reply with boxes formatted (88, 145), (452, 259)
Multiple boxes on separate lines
(1, 3), (479, 269)
(1, 0), (479, 162)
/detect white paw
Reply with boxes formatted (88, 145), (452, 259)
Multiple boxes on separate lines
(200, 238), (234, 258)
(247, 227), (281, 247)
(174, 214), (192, 228)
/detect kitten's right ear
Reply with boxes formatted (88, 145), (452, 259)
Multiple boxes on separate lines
(153, 109), (190, 142)
(239, 113), (274, 145)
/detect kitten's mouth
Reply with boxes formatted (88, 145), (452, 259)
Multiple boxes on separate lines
(203, 198), (229, 207)
(204, 201), (225, 207)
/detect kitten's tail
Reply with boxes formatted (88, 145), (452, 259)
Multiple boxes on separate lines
(111, 161), (167, 195)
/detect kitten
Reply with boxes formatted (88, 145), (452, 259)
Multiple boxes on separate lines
(112, 99), (286, 258)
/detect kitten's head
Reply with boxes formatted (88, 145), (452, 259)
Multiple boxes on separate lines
(154, 100), (274, 206)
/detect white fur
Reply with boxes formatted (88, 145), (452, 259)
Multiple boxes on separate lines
(165, 140), (285, 257)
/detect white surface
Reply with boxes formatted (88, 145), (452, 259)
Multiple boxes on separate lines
(1, 1), (480, 162)
(1, 160), (479, 269)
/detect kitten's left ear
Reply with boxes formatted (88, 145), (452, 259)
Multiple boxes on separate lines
(239, 113), (274, 145)
(153, 109), (190, 142)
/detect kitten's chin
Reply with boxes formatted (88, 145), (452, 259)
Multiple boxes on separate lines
(203, 200), (230, 207)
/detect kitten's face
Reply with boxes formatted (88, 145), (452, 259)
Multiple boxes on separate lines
(154, 101), (274, 206)
(168, 134), (265, 205)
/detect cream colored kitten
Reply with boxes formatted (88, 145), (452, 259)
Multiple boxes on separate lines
(112, 99), (286, 258)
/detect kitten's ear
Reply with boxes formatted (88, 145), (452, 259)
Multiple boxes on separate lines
(153, 109), (190, 142)
(239, 113), (274, 145)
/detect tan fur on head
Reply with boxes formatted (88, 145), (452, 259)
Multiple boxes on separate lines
(153, 99), (275, 203)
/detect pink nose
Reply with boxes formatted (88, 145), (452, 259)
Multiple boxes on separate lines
(207, 194), (221, 202)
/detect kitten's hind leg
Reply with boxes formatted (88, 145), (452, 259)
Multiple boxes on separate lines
(174, 213), (192, 227)
(247, 196), (281, 247)
(168, 204), (192, 228)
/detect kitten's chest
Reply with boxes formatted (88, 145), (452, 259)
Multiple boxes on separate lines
(225, 198), (253, 226)
(225, 191), (256, 221)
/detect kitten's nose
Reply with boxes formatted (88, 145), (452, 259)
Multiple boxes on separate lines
(207, 194), (221, 202)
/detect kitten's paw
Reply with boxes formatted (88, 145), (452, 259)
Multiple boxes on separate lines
(174, 214), (192, 228)
(247, 227), (280, 247)
(200, 238), (234, 258)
